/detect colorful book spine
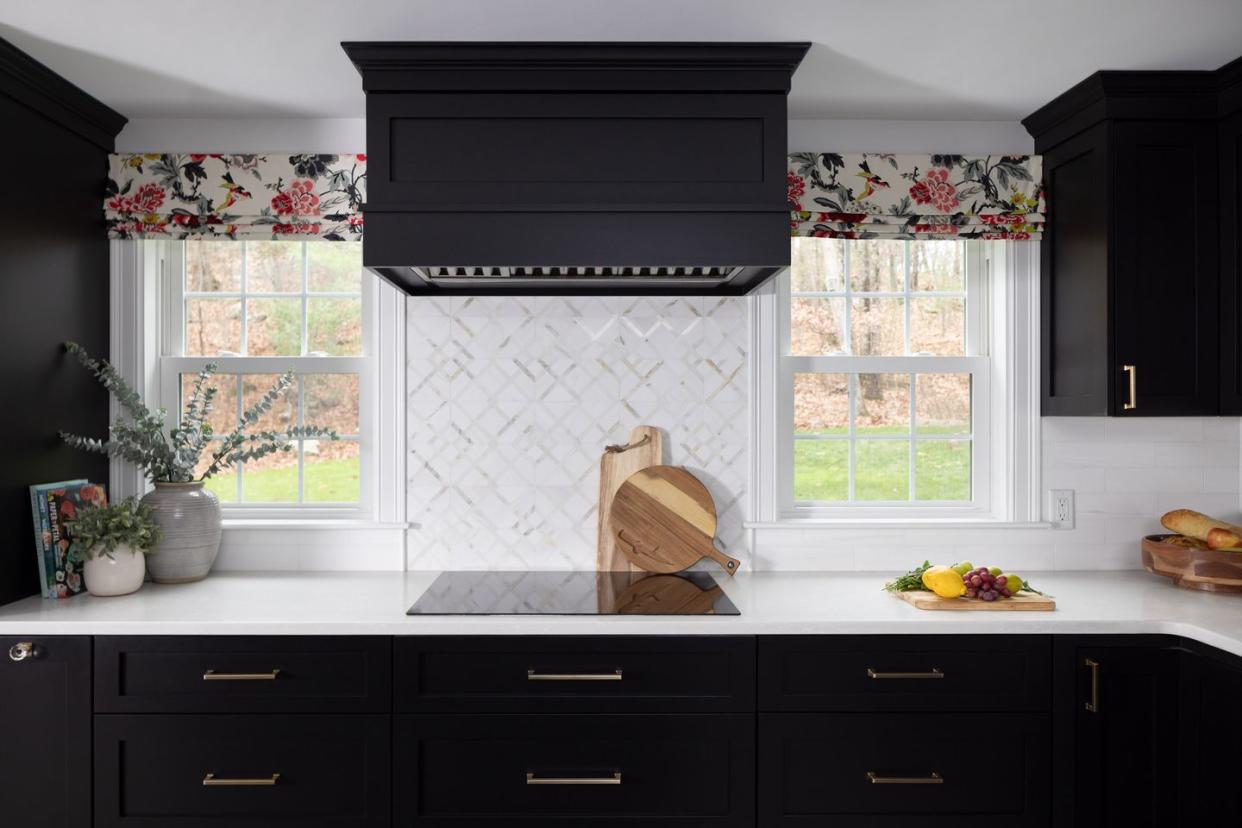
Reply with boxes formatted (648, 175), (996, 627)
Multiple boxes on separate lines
(45, 482), (107, 599)
(28, 480), (86, 599)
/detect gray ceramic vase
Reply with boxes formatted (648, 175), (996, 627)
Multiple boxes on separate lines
(141, 482), (222, 584)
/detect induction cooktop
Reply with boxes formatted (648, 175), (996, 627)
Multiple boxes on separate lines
(407, 570), (739, 616)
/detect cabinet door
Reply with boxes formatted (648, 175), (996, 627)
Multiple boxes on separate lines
(1221, 111), (1242, 413)
(1178, 645), (1242, 820)
(0, 636), (91, 828)
(1112, 120), (1219, 415)
(1054, 637), (1181, 826)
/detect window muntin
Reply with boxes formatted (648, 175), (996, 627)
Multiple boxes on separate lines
(164, 240), (366, 509)
(784, 238), (986, 509)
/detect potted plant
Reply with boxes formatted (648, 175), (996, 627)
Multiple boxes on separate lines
(67, 497), (160, 597)
(59, 342), (336, 583)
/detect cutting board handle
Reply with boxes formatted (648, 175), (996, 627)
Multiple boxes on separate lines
(702, 544), (741, 576)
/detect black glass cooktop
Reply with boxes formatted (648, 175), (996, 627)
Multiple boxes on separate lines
(407, 570), (739, 616)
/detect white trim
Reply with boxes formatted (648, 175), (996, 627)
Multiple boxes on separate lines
(223, 520), (410, 530)
(108, 241), (162, 502)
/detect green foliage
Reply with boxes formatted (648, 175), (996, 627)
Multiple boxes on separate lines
(883, 561), (933, 593)
(60, 341), (339, 483)
(67, 496), (160, 558)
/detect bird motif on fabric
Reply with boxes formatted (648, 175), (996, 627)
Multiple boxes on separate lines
(218, 172), (252, 212)
(856, 160), (890, 200)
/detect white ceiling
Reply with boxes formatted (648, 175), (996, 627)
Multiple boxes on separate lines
(3, 0), (1241, 122)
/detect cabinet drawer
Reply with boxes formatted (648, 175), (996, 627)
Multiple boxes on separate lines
(759, 635), (1051, 711)
(95, 636), (391, 713)
(759, 713), (1050, 827)
(395, 713), (753, 827)
(94, 714), (390, 828)
(395, 636), (754, 712)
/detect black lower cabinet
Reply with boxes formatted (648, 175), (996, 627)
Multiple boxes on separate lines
(394, 714), (755, 827)
(1179, 641), (1242, 820)
(1053, 636), (1182, 827)
(0, 636), (91, 828)
(94, 714), (391, 828)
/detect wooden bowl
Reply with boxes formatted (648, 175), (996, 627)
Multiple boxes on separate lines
(1141, 534), (1242, 593)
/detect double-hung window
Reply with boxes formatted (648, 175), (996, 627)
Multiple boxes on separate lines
(158, 240), (371, 517)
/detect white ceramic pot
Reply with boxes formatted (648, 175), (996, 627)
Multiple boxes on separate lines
(83, 543), (146, 597)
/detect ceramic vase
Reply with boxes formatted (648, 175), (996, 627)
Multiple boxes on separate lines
(141, 482), (222, 583)
(83, 543), (146, 597)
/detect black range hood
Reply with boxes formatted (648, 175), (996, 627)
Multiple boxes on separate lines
(341, 42), (809, 295)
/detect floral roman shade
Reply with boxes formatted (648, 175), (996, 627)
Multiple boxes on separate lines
(105, 153), (366, 241)
(788, 153), (1044, 240)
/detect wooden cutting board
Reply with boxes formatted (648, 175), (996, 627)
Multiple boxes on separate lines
(609, 465), (741, 576)
(596, 426), (663, 573)
(612, 574), (724, 615)
(896, 591), (1056, 611)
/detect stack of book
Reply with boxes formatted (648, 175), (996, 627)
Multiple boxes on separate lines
(28, 480), (108, 599)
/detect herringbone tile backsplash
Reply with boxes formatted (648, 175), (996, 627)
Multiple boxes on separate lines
(405, 296), (749, 570)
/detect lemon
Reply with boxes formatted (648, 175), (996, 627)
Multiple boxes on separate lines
(921, 565), (967, 599)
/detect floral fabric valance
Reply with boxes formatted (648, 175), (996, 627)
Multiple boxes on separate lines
(106, 153), (366, 241)
(788, 153), (1044, 240)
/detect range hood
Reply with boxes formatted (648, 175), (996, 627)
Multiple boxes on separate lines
(341, 42), (809, 295)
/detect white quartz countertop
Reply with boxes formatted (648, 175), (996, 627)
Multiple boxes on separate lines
(3, 570), (1242, 656)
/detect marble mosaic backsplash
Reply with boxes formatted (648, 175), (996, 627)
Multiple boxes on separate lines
(405, 296), (749, 570)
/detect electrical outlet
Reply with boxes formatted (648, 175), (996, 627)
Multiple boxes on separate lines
(1049, 489), (1075, 529)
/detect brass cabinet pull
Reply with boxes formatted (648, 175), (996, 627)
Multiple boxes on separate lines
(203, 669), (281, 681)
(203, 773), (280, 786)
(526, 772), (622, 786)
(1085, 657), (1101, 713)
(7, 642), (34, 662)
(1123, 364), (1137, 410)
(527, 669), (622, 681)
(866, 667), (944, 680)
(866, 771), (943, 785)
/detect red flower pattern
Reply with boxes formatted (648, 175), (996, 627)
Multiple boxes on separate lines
(786, 172), (806, 210)
(271, 179), (320, 216)
(130, 183), (165, 213)
(909, 167), (959, 213)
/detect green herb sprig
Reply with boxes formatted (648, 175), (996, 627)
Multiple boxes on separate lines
(883, 560), (933, 593)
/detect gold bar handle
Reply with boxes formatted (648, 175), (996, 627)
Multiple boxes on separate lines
(203, 773), (280, 787)
(527, 669), (622, 681)
(1123, 364), (1137, 410)
(8, 642), (35, 662)
(866, 668), (944, 680)
(526, 772), (622, 786)
(1085, 657), (1100, 713)
(866, 771), (943, 785)
(203, 669), (281, 681)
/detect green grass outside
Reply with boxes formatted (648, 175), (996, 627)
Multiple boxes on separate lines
(794, 426), (970, 502)
(203, 457), (360, 503)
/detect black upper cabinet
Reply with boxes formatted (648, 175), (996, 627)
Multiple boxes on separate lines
(1025, 73), (1221, 416)
(1220, 58), (1242, 413)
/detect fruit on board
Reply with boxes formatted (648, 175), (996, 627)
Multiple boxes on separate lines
(950, 561), (974, 575)
(922, 565), (968, 598)
(1001, 573), (1025, 595)
(961, 566), (1014, 601)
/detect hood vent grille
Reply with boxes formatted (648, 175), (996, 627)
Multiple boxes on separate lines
(417, 265), (737, 287)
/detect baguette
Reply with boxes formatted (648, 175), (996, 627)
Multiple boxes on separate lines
(1207, 527), (1242, 549)
(1160, 509), (1242, 542)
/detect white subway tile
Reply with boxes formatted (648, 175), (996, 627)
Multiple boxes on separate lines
(1152, 492), (1242, 519)
(1053, 541), (1143, 570)
(1048, 441), (1155, 468)
(1075, 492), (1157, 516)
(1203, 418), (1242, 442)
(1040, 417), (1106, 444)
(1105, 467), (1202, 493)
(1105, 418), (1205, 442)
(1043, 467), (1108, 491)
(1203, 467), (1241, 493)
(1153, 441), (1241, 468)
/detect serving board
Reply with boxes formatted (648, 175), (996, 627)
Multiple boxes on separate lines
(895, 591), (1056, 611)
(596, 426), (663, 573)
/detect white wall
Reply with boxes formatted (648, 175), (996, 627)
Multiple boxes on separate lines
(789, 120), (1034, 155)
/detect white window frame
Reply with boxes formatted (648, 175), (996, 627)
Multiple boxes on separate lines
(108, 239), (407, 531)
(748, 239), (1043, 529)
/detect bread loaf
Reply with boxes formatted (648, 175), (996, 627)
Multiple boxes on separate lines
(1207, 527), (1242, 549)
(1160, 509), (1242, 542)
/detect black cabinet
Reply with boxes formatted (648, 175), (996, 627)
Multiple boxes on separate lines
(1220, 65), (1242, 412)
(1178, 640), (1242, 820)
(1053, 636), (1183, 826)
(0, 636), (92, 828)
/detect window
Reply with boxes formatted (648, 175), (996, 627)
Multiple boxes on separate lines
(752, 236), (1040, 524)
(158, 240), (370, 515)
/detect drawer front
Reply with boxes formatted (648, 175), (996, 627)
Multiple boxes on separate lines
(95, 636), (391, 713)
(94, 714), (390, 828)
(395, 636), (755, 712)
(759, 713), (1050, 827)
(395, 713), (754, 827)
(759, 635), (1051, 712)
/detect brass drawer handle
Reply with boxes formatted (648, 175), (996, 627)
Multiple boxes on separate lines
(8, 642), (35, 662)
(1123, 364), (1137, 410)
(526, 772), (622, 786)
(866, 771), (943, 785)
(203, 669), (281, 681)
(203, 773), (281, 787)
(527, 669), (622, 681)
(1085, 657), (1100, 713)
(866, 667), (944, 680)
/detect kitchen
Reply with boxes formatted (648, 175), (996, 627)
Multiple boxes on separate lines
(2, 1), (1242, 825)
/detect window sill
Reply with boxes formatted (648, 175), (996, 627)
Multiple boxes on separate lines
(222, 519), (411, 531)
(745, 519), (1052, 531)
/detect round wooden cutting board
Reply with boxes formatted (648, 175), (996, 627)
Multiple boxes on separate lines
(609, 465), (741, 576)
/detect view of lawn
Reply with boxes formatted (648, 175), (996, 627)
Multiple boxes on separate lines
(203, 457), (361, 503)
(794, 426), (970, 502)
